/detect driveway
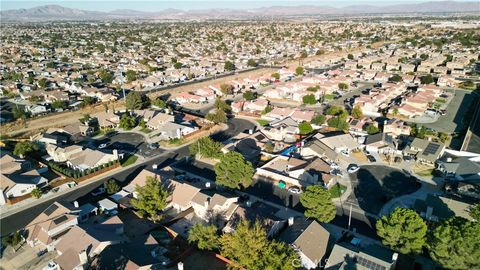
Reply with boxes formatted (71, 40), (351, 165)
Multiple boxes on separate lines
(84, 132), (165, 158)
(347, 165), (421, 216)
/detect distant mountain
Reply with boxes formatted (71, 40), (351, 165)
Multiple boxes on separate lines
(1, 1), (478, 22)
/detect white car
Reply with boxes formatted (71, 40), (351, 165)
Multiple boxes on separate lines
(340, 150), (350, 157)
(43, 261), (59, 270)
(347, 164), (360, 174)
(98, 143), (108, 149)
(288, 187), (302, 194)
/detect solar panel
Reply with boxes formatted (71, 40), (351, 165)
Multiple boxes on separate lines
(356, 256), (386, 270)
(44, 204), (59, 216)
(53, 216), (68, 225)
(424, 143), (440, 155)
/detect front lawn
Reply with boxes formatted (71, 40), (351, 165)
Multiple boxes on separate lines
(121, 155), (138, 167)
(256, 119), (270, 126)
(329, 183), (347, 198)
(140, 127), (152, 134)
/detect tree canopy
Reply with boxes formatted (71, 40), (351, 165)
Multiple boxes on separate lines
(421, 74), (434, 84)
(365, 124), (380, 135)
(214, 151), (254, 189)
(338, 82), (349, 90)
(243, 90), (255, 101)
(351, 106), (363, 119)
(14, 141), (38, 158)
(119, 113), (137, 130)
(206, 109), (227, 124)
(327, 116), (350, 131)
(104, 179), (120, 195)
(220, 84), (234, 95)
(469, 203), (480, 221)
(300, 185), (336, 223)
(247, 59), (258, 67)
(188, 224), (220, 251)
(131, 176), (169, 222)
(271, 72), (280, 80)
(376, 208), (427, 255)
(125, 91), (148, 110)
(126, 70), (137, 82)
(428, 217), (480, 269)
(311, 115), (326, 125)
(189, 137), (224, 159)
(302, 94), (317, 105)
(220, 219), (299, 270)
(298, 121), (313, 135)
(224, 61), (236, 71)
(295, 66), (305, 76)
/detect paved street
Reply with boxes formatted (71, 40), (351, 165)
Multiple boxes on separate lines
(0, 118), (254, 236)
(423, 89), (475, 133)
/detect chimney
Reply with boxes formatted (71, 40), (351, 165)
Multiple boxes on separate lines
(73, 201), (79, 208)
(79, 250), (88, 265)
(288, 217), (294, 226)
(178, 262), (184, 270)
(392, 253), (398, 262)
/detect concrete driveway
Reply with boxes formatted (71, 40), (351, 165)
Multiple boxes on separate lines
(84, 132), (165, 158)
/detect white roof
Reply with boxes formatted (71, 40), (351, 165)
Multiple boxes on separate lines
(109, 190), (130, 202)
(98, 198), (117, 210)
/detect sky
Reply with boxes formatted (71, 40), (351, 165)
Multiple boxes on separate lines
(2, 0), (477, 12)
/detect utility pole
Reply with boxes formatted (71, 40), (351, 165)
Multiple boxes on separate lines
(348, 203), (353, 231)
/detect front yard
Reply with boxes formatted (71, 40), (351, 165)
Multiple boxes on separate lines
(329, 183), (347, 198)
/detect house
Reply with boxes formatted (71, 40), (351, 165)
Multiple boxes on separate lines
(0, 152), (48, 204)
(34, 130), (69, 146)
(300, 136), (339, 163)
(132, 109), (159, 122)
(53, 216), (124, 270)
(46, 144), (83, 162)
(262, 107), (295, 121)
(93, 111), (120, 129)
(383, 118), (411, 138)
(325, 242), (397, 270)
(66, 148), (120, 172)
(278, 218), (331, 269)
(413, 194), (474, 222)
(255, 156), (335, 188)
(25, 104), (48, 116)
(436, 156), (480, 182)
(261, 117), (298, 143)
(404, 138), (445, 164)
(59, 122), (94, 142)
(319, 133), (359, 154)
(25, 202), (79, 251)
(363, 133), (397, 154)
(244, 98), (269, 112)
(155, 122), (198, 140)
(290, 110), (315, 123)
(191, 192), (239, 227)
(146, 112), (174, 130)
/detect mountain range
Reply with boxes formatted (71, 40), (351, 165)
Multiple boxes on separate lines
(1, 1), (479, 22)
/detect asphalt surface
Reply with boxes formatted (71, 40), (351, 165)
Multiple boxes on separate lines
(423, 89), (475, 134)
(347, 165), (421, 216)
(0, 118), (254, 236)
(83, 132), (165, 158)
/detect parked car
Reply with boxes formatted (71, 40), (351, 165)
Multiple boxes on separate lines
(366, 155), (376, 162)
(147, 143), (159, 149)
(331, 169), (344, 177)
(340, 150), (350, 157)
(98, 143), (108, 149)
(347, 164), (360, 173)
(42, 261), (58, 270)
(37, 249), (48, 257)
(403, 156), (413, 162)
(288, 186), (302, 194)
(91, 187), (106, 196)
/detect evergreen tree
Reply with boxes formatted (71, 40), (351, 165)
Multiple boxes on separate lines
(188, 224), (220, 250)
(214, 151), (254, 189)
(300, 185), (336, 223)
(131, 176), (168, 222)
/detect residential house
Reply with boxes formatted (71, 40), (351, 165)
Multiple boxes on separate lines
(0, 152), (48, 204)
(146, 113), (175, 130)
(261, 117), (298, 143)
(436, 156), (480, 182)
(53, 216), (125, 270)
(325, 242), (397, 270)
(278, 218), (331, 270)
(255, 156), (335, 188)
(243, 98), (269, 112)
(155, 122), (198, 140)
(63, 148), (120, 172)
(300, 135), (339, 163)
(93, 111), (120, 129)
(26, 202), (79, 251)
(383, 118), (411, 138)
(404, 138), (445, 164)
(191, 192), (239, 227)
(290, 110), (315, 123)
(262, 107), (295, 121)
(26, 104), (48, 116)
(363, 133), (398, 154)
(59, 122), (94, 142)
(319, 133), (359, 154)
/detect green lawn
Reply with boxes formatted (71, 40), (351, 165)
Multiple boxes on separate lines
(435, 98), (446, 104)
(416, 168), (434, 177)
(329, 183), (347, 198)
(324, 94), (335, 100)
(140, 127), (152, 133)
(256, 119), (270, 126)
(121, 155), (138, 167)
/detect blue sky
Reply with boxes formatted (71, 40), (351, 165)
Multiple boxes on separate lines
(1, 0), (477, 11)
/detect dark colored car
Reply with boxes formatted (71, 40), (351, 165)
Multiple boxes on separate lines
(366, 155), (376, 162)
